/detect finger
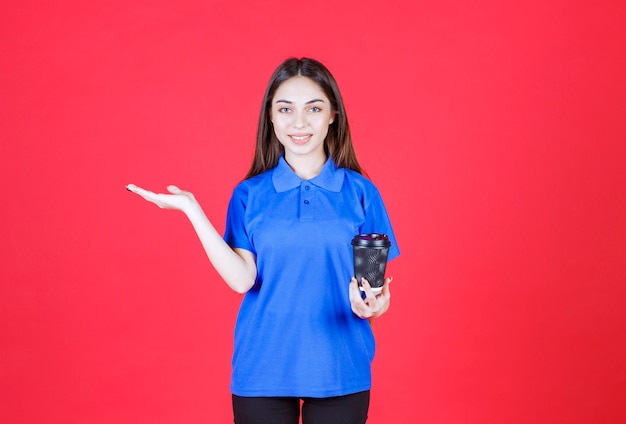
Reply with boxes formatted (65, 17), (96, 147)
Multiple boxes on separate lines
(349, 277), (358, 291)
(361, 278), (377, 305)
(351, 300), (369, 319)
(380, 276), (393, 297)
(167, 185), (181, 194)
(349, 278), (362, 303)
(349, 279), (370, 318)
(126, 184), (159, 201)
(126, 183), (147, 195)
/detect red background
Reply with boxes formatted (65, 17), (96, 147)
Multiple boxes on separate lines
(1, 1), (625, 423)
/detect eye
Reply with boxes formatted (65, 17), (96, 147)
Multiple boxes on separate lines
(309, 106), (321, 112)
(278, 107), (291, 113)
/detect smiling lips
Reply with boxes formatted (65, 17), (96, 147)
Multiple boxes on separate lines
(290, 134), (312, 144)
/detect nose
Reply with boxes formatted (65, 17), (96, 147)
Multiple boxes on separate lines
(293, 109), (307, 128)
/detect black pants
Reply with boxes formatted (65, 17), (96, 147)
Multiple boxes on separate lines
(232, 390), (370, 424)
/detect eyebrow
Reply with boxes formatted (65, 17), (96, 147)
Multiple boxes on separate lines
(274, 98), (326, 104)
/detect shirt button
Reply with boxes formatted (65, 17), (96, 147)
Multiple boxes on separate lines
(304, 200), (310, 205)
(305, 186), (310, 190)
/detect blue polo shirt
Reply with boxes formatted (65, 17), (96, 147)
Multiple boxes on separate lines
(224, 156), (400, 398)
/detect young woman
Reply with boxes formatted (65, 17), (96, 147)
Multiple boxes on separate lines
(127, 57), (400, 424)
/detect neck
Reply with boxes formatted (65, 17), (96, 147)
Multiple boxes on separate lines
(284, 152), (327, 180)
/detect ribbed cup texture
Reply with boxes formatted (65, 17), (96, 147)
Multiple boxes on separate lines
(352, 245), (389, 289)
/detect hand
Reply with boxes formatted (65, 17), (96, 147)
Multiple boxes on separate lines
(349, 276), (393, 320)
(126, 184), (197, 213)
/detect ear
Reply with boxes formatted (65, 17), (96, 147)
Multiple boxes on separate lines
(329, 111), (336, 125)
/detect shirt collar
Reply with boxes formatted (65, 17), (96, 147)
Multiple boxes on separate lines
(272, 156), (345, 193)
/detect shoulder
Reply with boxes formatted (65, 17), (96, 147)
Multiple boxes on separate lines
(232, 169), (273, 196)
(343, 169), (381, 197)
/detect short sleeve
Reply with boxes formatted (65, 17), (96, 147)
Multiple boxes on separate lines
(224, 185), (255, 254)
(359, 188), (400, 261)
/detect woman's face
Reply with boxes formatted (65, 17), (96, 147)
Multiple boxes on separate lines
(270, 76), (335, 164)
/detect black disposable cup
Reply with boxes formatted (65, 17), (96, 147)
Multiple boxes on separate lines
(351, 233), (391, 293)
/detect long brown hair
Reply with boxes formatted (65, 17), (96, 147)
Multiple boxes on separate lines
(245, 57), (365, 179)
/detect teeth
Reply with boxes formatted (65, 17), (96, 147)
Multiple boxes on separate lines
(291, 135), (310, 141)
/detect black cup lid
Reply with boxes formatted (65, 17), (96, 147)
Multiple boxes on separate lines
(351, 233), (391, 247)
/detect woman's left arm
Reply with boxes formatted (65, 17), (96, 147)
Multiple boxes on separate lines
(349, 277), (393, 320)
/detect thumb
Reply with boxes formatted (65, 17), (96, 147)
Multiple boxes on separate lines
(167, 185), (181, 194)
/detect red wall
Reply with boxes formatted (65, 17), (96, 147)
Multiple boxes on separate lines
(2, 1), (625, 423)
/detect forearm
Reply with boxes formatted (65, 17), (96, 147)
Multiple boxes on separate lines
(185, 202), (256, 293)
